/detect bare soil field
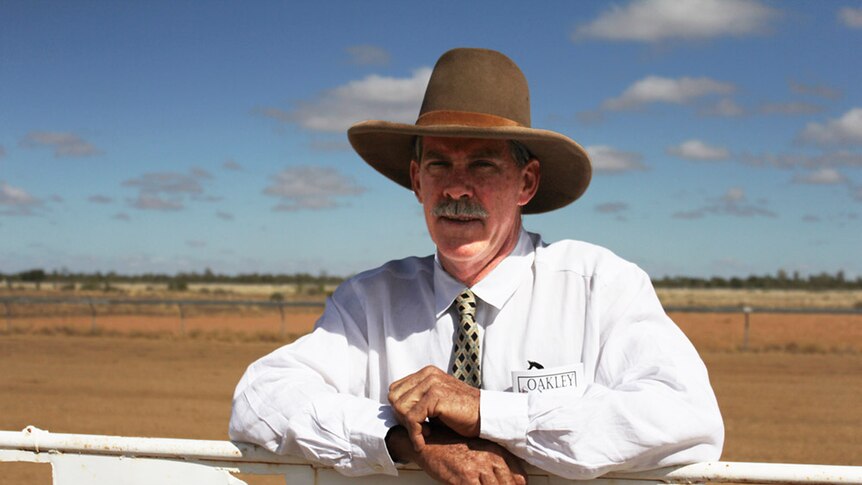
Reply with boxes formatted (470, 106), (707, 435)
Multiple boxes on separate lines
(4, 308), (861, 353)
(1, 310), (861, 483)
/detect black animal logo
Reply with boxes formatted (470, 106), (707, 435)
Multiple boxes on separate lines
(527, 360), (544, 370)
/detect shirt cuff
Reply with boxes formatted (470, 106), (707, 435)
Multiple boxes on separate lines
(349, 404), (401, 476)
(479, 390), (529, 448)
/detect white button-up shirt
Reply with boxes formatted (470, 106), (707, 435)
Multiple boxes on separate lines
(229, 230), (724, 479)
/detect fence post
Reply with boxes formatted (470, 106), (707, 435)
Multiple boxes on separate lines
(88, 298), (97, 333)
(178, 303), (185, 336)
(742, 306), (752, 351)
(279, 304), (286, 339)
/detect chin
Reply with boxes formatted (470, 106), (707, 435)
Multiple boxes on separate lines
(436, 240), (489, 262)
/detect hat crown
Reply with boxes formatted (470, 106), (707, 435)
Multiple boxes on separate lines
(418, 48), (531, 127)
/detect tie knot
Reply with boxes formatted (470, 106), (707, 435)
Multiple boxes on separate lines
(456, 289), (476, 319)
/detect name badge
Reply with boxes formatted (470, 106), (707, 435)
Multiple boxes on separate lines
(512, 363), (584, 395)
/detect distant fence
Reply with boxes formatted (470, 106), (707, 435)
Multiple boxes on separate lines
(2, 427), (861, 485)
(0, 296), (324, 338)
(664, 306), (862, 351)
(2, 297), (860, 348)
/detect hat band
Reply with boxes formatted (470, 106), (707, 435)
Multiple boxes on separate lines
(415, 110), (523, 128)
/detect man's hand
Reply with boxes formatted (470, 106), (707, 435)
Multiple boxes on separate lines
(389, 365), (480, 450)
(387, 425), (526, 485)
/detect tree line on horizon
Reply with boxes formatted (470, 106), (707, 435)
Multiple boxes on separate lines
(2, 268), (861, 291)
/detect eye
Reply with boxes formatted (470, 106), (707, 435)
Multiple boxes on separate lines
(425, 160), (450, 170)
(472, 160), (498, 170)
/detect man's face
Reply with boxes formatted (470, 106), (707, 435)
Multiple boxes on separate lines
(410, 136), (540, 274)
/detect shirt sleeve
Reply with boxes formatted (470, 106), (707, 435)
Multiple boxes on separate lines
(479, 262), (725, 479)
(228, 281), (401, 476)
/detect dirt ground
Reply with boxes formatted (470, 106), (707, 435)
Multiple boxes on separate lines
(1, 311), (861, 483)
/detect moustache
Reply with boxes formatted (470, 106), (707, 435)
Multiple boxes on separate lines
(432, 198), (489, 219)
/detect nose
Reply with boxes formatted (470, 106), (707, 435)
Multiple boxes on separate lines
(441, 170), (474, 200)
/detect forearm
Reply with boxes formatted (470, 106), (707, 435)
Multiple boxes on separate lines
(480, 379), (723, 479)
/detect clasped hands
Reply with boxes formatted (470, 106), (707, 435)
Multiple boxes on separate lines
(387, 365), (526, 485)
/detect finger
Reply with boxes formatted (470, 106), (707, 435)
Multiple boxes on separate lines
(388, 367), (440, 409)
(493, 464), (515, 485)
(480, 470), (500, 485)
(407, 419), (426, 451)
(392, 375), (441, 423)
(501, 455), (526, 485)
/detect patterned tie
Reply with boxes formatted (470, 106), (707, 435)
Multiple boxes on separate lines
(451, 289), (481, 388)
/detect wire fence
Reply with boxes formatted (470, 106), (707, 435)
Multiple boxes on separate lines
(2, 296), (861, 349)
(0, 296), (324, 338)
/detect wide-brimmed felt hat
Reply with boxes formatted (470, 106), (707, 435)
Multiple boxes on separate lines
(347, 48), (592, 214)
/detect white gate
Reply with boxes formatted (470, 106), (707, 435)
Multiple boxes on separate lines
(2, 426), (861, 485)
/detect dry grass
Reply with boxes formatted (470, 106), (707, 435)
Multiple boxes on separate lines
(657, 288), (862, 309)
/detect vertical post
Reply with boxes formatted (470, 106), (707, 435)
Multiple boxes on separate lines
(89, 298), (97, 333)
(742, 306), (752, 351)
(279, 304), (286, 339)
(178, 303), (185, 336)
(4, 302), (11, 333)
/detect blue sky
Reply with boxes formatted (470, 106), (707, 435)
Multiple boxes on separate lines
(1, 1), (861, 279)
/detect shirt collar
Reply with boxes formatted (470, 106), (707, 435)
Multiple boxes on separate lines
(433, 229), (536, 317)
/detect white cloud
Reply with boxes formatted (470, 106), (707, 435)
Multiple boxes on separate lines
(191, 167), (213, 179)
(793, 168), (847, 185)
(839, 7), (862, 28)
(122, 171), (206, 195)
(603, 76), (734, 111)
(122, 170), (212, 211)
(585, 145), (647, 173)
(673, 187), (776, 219)
(799, 108), (862, 145)
(701, 98), (745, 117)
(723, 187), (745, 203)
(87, 195), (113, 204)
(667, 140), (729, 160)
(258, 67), (432, 133)
(222, 159), (242, 171)
(760, 101), (823, 115)
(740, 150), (862, 169)
(130, 194), (184, 211)
(264, 166), (365, 211)
(0, 181), (42, 216)
(573, 0), (776, 42)
(346, 45), (391, 66)
(595, 202), (629, 213)
(790, 81), (842, 100)
(19, 131), (102, 157)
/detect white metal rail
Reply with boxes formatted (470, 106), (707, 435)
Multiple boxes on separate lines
(2, 427), (861, 485)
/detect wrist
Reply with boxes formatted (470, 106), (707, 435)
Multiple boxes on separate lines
(384, 425), (413, 464)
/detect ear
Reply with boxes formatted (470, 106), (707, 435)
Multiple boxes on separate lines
(409, 159), (422, 202)
(517, 158), (541, 207)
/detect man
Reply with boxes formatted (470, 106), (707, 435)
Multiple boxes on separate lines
(229, 48), (724, 484)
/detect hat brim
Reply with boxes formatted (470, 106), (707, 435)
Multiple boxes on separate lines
(347, 120), (592, 214)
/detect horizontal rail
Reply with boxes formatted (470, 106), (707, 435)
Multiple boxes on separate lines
(2, 427), (861, 484)
(0, 426), (302, 465)
(664, 306), (862, 314)
(0, 296), (324, 308)
(3, 296), (860, 314)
